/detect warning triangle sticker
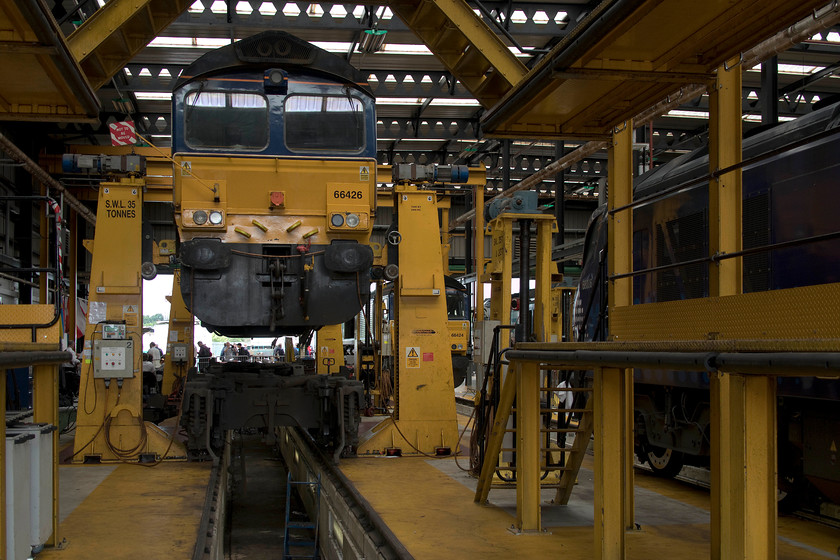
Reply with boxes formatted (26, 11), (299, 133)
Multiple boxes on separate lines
(407, 348), (418, 358)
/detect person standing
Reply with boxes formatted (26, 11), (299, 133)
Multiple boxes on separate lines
(222, 342), (236, 361)
(197, 341), (212, 372)
(148, 342), (164, 391)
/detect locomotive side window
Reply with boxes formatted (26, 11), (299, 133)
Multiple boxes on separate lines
(185, 91), (269, 150)
(284, 95), (365, 152)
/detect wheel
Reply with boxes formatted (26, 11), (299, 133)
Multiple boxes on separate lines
(643, 444), (685, 478)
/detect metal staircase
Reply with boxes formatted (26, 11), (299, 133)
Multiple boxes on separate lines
(473, 330), (593, 505)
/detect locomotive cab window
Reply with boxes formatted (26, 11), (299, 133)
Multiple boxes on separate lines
(185, 91), (269, 150)
(284, 95), (365, 152)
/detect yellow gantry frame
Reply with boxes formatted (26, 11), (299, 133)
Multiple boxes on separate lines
(73, 177), (186, 462)
(357, 185), (459, 455)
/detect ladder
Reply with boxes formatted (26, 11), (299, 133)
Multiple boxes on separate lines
(283, 472), (321, 560)
(474, 368), (594, 504)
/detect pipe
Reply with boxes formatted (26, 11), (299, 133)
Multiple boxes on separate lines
(504, 349), (840, 377)
(0, 350), (73, 368)
(0, 132), (96, 226)
(712, 353), (840, 376)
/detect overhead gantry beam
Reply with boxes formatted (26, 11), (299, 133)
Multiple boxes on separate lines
(0, 0), (99, 121)
(66, 0), (192, 91)
(390, 0), (528, 108)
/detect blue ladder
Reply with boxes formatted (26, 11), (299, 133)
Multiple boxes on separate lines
(283, 472), (321, 560)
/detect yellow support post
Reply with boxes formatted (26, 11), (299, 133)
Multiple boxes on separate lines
(32, 364), (60, 546)
(603, 121), (634, 554)
(593, 367), (628, 558)
(533, 218), (554, 342)
(474, 184), (485, 322)
(162, 269), (194, 395)
(708, 66), (743, 298)
(516, 360), (541, 532)
(709, 62), (776, 558)
(487, 216), (513, 325)
(316, 324), (345, 375)
(1, 370), (5, 556)
(440, 206), (451, 275)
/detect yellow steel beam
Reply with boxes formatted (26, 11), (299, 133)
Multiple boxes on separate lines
(708, 61), (777, 559)
(390, 0), (526, 107)
(710, 372), (777, 558)
(533, 218), (552, 341)
(486, 217), (513, 325)
(32, 363), (60, 546)
(516, 360), (541, 531)
(608, 123), (633, 311)
(593, 367), (628, 559)
(708, 64), (742, 297)
(429, 0), (526, 86)
(67, 0), (153, 63)
(0, 371), (5, 555)
(67, 0), (190, 91)
(441, 207), (451, 274)
(710, 372), (745, 558)
(474, 184), (485, 321)
(608, 122), (635, 534)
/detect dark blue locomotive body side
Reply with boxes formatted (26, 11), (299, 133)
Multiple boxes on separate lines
(573, 101), (840, 505)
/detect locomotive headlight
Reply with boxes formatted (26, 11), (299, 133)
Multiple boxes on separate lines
(330, 213), (345, 227)
(193, 210), (208, 225)
(345, 213), (360, 228)
(209, 211), (224, 225)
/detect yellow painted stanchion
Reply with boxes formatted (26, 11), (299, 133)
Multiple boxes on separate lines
(1, 369), (5, 556)
(516, 360), (541, 532)
(594, 366), (629, 558)
(33, 364), (60, 547)
(601, 120), (634, 557)
(708, 60), (779, 559)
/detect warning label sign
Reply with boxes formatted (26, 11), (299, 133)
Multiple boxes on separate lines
(406, 346), (420, 368)
(360, 166), (370, 181)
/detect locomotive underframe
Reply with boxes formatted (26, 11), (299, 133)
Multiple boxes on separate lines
(180, 361), (364, 461)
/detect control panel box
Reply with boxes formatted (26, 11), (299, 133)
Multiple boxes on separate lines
(101, 324), (126, 340)
(93, 339), (135, 379)
(170, 343), (189, 364)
